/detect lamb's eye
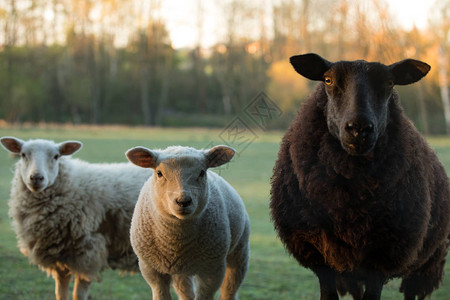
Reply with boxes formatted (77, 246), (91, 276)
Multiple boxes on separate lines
(324, 76), (333, 86)
(54, 154), (60, 160)
(157, 170), (163, 178)
(21, 153), (26, 159)
(199, 170), (206, 178)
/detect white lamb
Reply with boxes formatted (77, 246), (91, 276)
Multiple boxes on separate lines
(1, 137), (152, 300)
(126, 145), (250, 300)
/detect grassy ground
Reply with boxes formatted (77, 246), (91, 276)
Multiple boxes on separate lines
(0, 125), (449, 299)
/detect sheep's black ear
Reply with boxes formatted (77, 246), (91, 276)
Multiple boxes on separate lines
(206, 145), (235, 168)
(389, 59), (430, 85)
(59, 141), (82, 156)
(290, 53), (332, 81)
(126, 146), (158, 169)
(0, 136), (24, 153)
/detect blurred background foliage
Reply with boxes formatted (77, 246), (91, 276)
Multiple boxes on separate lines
(0, 0), (449, 133)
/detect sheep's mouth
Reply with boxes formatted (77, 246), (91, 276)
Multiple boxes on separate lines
(340, 129), (377, 156)
(173, 207), (195, 219)
(342, 140), (376, 156)
(27, 182), (46, 193)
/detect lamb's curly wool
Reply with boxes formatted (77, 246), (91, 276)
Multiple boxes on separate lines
(270, 54), (450, 300)
(126, 145), (250, 300)
(3, 138), (151, 300)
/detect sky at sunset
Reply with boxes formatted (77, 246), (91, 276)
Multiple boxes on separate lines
(160, 0), (434, 49)
(388, 0), (433, 30)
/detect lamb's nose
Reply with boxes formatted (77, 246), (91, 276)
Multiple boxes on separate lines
(176, 196), (193, 207)
(30, 173), (44, 183)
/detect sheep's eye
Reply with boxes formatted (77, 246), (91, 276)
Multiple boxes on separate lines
(324, 76), (333, 86)
(157, 170), (163, 178)
(387, 80), (394, 87)
(21, 153), (26, 159)
(199, 170), (206, 178)
(54, 154), (60, 160)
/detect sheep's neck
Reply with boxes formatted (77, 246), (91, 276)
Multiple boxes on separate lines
(149, 205), (204, 242)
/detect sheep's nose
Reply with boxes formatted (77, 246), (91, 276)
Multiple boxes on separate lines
(176, 196), (193, 208)
(30, 173), (44, 183)
(345, 119), (374, 138)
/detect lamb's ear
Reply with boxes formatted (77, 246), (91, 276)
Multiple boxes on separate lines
(59, 141), (83, 156)
(0, 136), (24, 153)
(206, 145), (235, 168)
(126, 146), (158, 169)
(290, 53), (332, 81)
(389, 59), (430, 85)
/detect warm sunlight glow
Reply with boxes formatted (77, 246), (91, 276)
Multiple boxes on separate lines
(43, 9), (54, 22)
(170, 27), (198, 49)
(161, 0), (433, 49)
(388, 0), (432, 29)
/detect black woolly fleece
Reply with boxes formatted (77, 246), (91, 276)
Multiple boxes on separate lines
(270, 83), (450, 297)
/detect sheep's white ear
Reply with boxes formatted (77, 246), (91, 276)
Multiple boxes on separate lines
(59, 141), (82, 156)
(0, 136), (24, 153)
(206, 145), (235, 168)
(290, 53), (332, 81)
(126, 146), (158, 169)
(389, 59), (430, 85)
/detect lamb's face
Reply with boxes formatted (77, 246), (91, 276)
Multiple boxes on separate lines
(153, 156), (208, 220)
(0, 137), (82, 193)
(126, 145), (236, 221)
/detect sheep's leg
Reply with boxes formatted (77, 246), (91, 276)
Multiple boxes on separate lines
(312, 266), (339, 300)
(218, 266), (245, 300)
(52, 267), (72, 300)
(336, 274), (363, 300)
(139, 260), (172, 300)
(400, 242), (447, 300)
(73, 275), (91, 300)
(361, 274), (385, 300)
(173, 274), (195, 300)
(195, 264), (226, 300)
(219, 234), (250, 300)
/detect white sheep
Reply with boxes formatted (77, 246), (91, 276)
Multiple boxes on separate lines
(1, 137), (152, 300)
(126, 145), (250, 300)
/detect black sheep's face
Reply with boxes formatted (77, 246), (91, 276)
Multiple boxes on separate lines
(322, 62), (394, 156)
(290, 53), (430, 156)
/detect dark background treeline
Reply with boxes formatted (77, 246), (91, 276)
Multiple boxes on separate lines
(1, 0), (449, 133)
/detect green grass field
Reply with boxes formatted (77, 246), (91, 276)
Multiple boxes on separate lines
(0, 125), (449, 299)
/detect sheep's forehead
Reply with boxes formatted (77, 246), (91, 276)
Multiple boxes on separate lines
(158, 147), (204, 164)
(22, 140), (58, 155)
(328, 61), (390, 81)
(157, 147), (205, 177)
(161, 146), (202, 157)
(160, 156), (204, 171)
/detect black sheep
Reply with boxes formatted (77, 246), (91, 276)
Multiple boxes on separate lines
(270, 53), (450, 300)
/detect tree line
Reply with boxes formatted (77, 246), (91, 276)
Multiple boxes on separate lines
(0, 0), (449, 133)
